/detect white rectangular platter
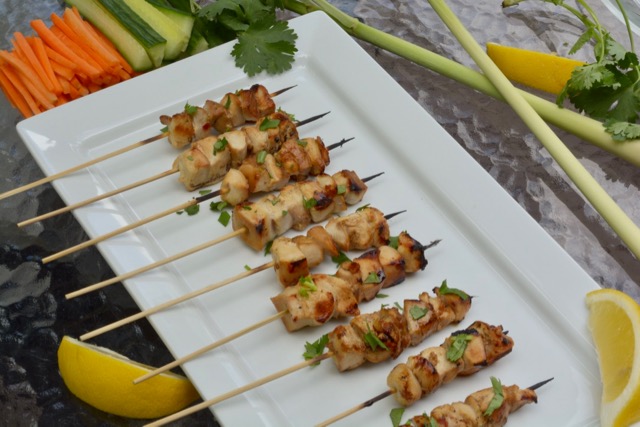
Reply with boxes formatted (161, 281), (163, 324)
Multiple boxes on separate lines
(17, 11), (601, 426)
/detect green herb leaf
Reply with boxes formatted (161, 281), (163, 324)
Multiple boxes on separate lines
(303, 334), (328, 364)
(394, 302), (404, 312)
(199, 189), (212, 196)
(213, 137), (229, 155)
(484, 376), (505, 416)
(446, 333), (473, 362)
(303, 196), (317, 209)
(336, 184), (346, 195)
(364, 271), (381, 284)
(184, 204), (200, 216)
(232, 19), (297, 77)
(258, 117), (281, 131)
(356, 203), (370, 212)
(438, 279), (469, 300)
(390, 407), (405, 427)
(331, 251), (351, 267)
(375, 293), (389, 299)
(184, 102), (198, 115)
(224, 96), (231, 109)
(210, 201), (229, 211)
(297, 139), (308, 147)
(244, 264), (251, 271)
(160, 125), (168, 133)
(264, 240), (273, 255)
(298, 276), (317, 297)
(256, 150), (267, 164)
(428, 416), (440, 427)
(388, 235), (399, 249)
(364, 323), (388, 351)
(218, 210), (231, 226)
(409, 305), (429, 320)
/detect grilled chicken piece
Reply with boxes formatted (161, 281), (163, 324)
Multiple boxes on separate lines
(325, 206), (389, 251)
(410, 382), (538, 427)
(270, 274), (359, 332)
(232, 171), (363, 251)
(397, 231), (429, 273)
(327, 286), (472, 372)
(159, 84), (277, 149)
(387, 321), (514, 407)
(175, 112), (297, 191)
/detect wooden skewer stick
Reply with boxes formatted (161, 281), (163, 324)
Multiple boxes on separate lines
(18, 168), (179, 227)
(41, 112), (331, 265)
(0, 133), (166, 202)
(67, 228), (249, 300)
(144, 352), (333, 427)
(316, 389), (393, 427)
(0, 86), (296, 203)
(133, 310), (287, 384)
(77, 255), (271, 336)
(20, 137), (353, 227)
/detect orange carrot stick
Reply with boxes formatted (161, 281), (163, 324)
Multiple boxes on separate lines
(12, 32), (55, 93)
(0, 50), (56, 104)
(50, 24), (105, 77)
(43, 44), (77, 70)
(63, 8), (119, 69)
(0, 65), (33, 117)
(31, 19), (100, 79)
(0, 64), (41, 115)
(29, 36), (64, 94)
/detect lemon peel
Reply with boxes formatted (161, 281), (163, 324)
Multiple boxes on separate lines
(57, 336), (199, 419)
(586, 289), (640, 427)
(486, 42), (585, 95)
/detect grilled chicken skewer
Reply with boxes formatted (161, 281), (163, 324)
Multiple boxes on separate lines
(406, 377), (552, 427)
(66, 171), (380, 299)
(79, 207), (408, 339)
(2, 84), (290, 203)
(318, 320), (513, 426)
(41, 113), (330, 263)
(144, 287), (473, 427)
(134, 230), (438, 383)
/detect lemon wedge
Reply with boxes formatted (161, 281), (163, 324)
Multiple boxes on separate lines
(57, 336), (199, 419)
(586, 289), (640, 427)
(486, 42), (585, 94)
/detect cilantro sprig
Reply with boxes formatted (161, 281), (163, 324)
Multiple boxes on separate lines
(503, 0), (640, 140)
(198, 0), (298, 76)
(302, 334), (328, 364)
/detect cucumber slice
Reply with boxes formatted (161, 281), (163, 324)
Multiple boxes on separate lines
(120, 0), (190, 60)
(146, 0), (195, 41)
(65, 0), (161, 71)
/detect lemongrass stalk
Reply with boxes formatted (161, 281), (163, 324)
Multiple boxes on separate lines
(284, 0), (640, 167)
(426, 0), (640, 259)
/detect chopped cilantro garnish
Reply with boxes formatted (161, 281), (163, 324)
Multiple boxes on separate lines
(388, 235), (399, 250)
(213, 137), (228, 155)
(297, 139), (308, 147)
(390, 407), (405, 427)
(438, 279), (469, 300)
(303, 196), (317, 209)
(256, 150), (267, 164)
(199, 189), (212, 196)
(270, 197), (280, 206)
(446, 333), (473, 362)
(364, 271), (381, 284)
(375, 293), (389, 299)
(331, 251), (351, 267)
(282, 210), (288, 216)
(184, 204), (200, 216)
(218, 210), (231, 226)
(394, 302), (404, 312)
(224, 96), (231, 109)
(187, 155), (194, 161)
(428, 416), (440, 427)
(356, 204), (370, 212)
(364, 323), (388, 351)
(302, 334), (328, 364)
(409, 305), (429, 320)
(243, 205), (252, 210)
(184, 103), (198, 116)
(210, 201), (229, 212)
(298, 276), (318, 297)
(336, 184), (346, 195)
(160, 125), (168, 133)
(244, 264), (251, 271)
(259, 118), (280, 131)
(264, 240), (273, 255)
(484, 377), (505, 416)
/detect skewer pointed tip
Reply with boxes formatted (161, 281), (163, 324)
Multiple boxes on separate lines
(383, 210), (406, 220)
(421, 239), (442, 250)
(295, 111), (331, 127)
(327, 137), (355, 151)
(362, 172), (384, 183)
(271, 85), (297, 97)
(527, 377), (554, 391)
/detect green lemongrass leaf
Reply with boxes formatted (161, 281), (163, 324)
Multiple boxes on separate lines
(484, 376), (505, 416)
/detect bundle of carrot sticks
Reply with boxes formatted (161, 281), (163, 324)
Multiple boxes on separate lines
(0, 7), (136, 118)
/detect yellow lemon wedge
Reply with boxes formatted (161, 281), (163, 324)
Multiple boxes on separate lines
(57, 336), (200, 419)
(486, 42), (585, 94)
(586, 289), (640, 427)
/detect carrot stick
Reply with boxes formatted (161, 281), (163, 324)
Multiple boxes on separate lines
(58, 76), (72, 94)
(50, 59), (76, 81)
(50, 24), (105, 78)
(0, 64), (41, 115)
(43, 44), (77, 70)
(0, 65), (33, 117)
(12, 32), (54, 93)
(63, 8), (119, 69)
(31, 19), (100, 79)
(0, 50), (56, 104)
(29, 36), (63, 94)
(70, 76), (89, 96)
